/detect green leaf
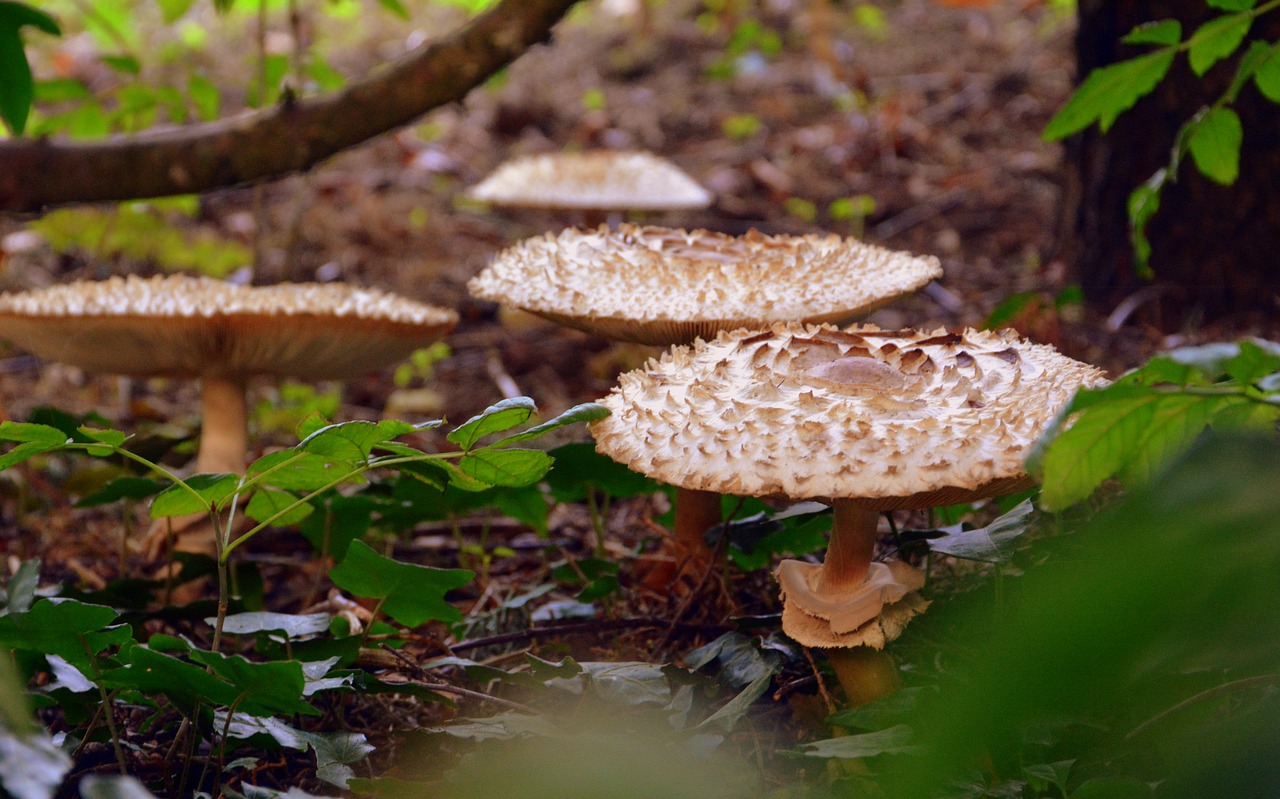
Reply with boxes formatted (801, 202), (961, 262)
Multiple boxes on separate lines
(150, 472), (239, 517)
(77, 426), (126, 448)
(0, 599), (129, 673)
(1187, 107), (1242, 184)
(245, 488), (313, 526)
(1126, 168), (1167, 279)
(0, 1), (60, 135)
(299, 420), (411, 465)
(247, 450), (346, 492)
(457, 448), (553, 487)
(543, 442), (658, 503)
(1227, 40), (1271, 102)
(925, 499), (1033, 563)
(298, 494), (376, 561)
(1207, 0), (1257, 12)
(1188, 13), (1252, 76)
(1255, 41), (1280, 102)
(328, 540), (473, 627)
(186, 648), (316, 716)
(793, 725), (919, 759)
(1122, 19), (1181, 46)
(155, 0), (194, 23)
(499, 402), (609, 445)
(187, 74), (219, 121)
(1045, 50), (1175, 139)
(0, 421), (68, 445)
(376, 0), (409, 18)
(446, 397), (537, 449)
(1, 557), (39, 614)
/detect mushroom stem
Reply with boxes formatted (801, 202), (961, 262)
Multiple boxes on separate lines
(674, 487), (722, 555)
(816, 500), (879, 594)
(196, 375), (250, 474)
(827, 647), (901, 707)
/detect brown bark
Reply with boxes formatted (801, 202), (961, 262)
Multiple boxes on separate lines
(1068, 0), (1280, 324)
(0, 0), (580, 213)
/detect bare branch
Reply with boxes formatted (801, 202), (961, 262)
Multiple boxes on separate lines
(0, 0), (580, 213)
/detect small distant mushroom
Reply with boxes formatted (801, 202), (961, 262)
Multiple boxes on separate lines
(590, 323), (1106, 700)
(466, 150), (712, 226)
(471, 224), (944, 561)
(0, 274), (458, 552)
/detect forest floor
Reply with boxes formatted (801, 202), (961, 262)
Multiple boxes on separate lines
(0, 0), (1272, 794)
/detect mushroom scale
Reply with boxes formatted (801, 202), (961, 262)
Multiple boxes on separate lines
(466, 150), (712, 212)
(469, 225), (944, 346)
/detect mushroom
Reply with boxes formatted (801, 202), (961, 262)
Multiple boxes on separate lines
(0, 274), (458, 551)
(590, 323), (1107, 700)
(466, 150), (713, 226)
(471, 224), (944, 562)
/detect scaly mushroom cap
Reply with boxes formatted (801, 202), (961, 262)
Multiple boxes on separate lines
(469, 225), (943, 346)
(467, 151), (712, 212)
(590, 323), (1108, 507)
(0, 274), (459, 379)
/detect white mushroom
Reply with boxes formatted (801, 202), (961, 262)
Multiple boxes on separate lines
(467, 150), (713, 217)
(0, 274), (458, 553)
(590, 323), (1108, 650)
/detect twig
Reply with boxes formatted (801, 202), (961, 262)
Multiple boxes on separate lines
(803, 647), (837, 716)
(377, 644), (539, 713)
(485, 349), (522, 399)
(450, 617), (731, 653)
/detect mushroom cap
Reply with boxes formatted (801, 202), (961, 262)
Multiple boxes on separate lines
(468, 225), (944, 346)
(466, 151), (712, 212)
(590, 323), (1108, 508)
(0, 274), (459, 379)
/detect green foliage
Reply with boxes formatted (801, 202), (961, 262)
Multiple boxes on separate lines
(329, 540), (473, 627)
(1045, 1), (1280, 276)
(26, 202), (252, 278)
(0, 0), (60, 135)
(1031, 338), (1280, 510)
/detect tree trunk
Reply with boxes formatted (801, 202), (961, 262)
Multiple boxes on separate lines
(1068, 0), (1280, 325)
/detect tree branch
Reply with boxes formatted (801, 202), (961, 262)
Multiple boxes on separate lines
(0, 0), (580, 213)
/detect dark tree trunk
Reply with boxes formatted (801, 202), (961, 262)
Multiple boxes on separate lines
(1069, 0), (1280, 325)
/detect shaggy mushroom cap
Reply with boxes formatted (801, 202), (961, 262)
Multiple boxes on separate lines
(469, 225), (943, 345)
(592, 322), (1107, 649)
(0, 274), (459, 379)
(590, 322), (1107, 505)
(466, 151), (712, 212)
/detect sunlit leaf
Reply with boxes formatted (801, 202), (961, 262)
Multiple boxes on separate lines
(1255, 41), (1280, 101)
(1188, 12), (1253, 76)
(447, 397), (537, 450)
(247, 450), (347, 492)
(1122, 19), (1181, 46)
(328, 540), (473, 627)
(299, 420), (412, 464)
(1045, 50), (1175, 139)
(150, 472), (239, 517)
(500, 402), (609, 445)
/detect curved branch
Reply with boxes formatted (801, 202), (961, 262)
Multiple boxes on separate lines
(0, 0), (580, 213)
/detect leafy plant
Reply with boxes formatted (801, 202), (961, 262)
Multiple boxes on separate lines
(1030, 338), (1280, 510)
(1044, 0), (1280, 276)
(0, 0), (60, 134)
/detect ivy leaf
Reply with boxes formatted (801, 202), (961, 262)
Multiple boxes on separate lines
(446, 397), (537, 450)
(214, 611), (331, 639)
(792, 725), (920, 759)
(245, 488), (313, 526)
(0, 599), (130, 674)
(150, 473), (239, 517)
(0, 1), (61, 135)
(1187, 107), (1242, 184)
(1188, 12), (1253, 76)
(1255, 41), (1280, 102)
(457, 448), (553, 487)
(1122, 20), (1181, 47)
(328, 540), (473, 627)
(1126, 168), (1167, 279)
(499, 402), (610, 445)
(1044, 50), (1175, 139)
(299, 420), (414, 465)
(186, 648), (316, 717)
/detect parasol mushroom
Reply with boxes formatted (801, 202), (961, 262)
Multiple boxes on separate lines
(471, 224), (944, 563)
(466, 150), (713, 226)
(590, 322), (1106, 701)
(0, 274), (458, 552)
